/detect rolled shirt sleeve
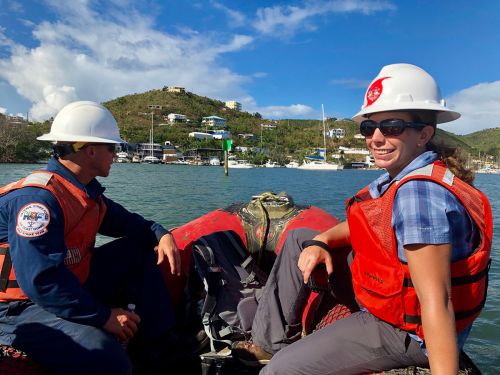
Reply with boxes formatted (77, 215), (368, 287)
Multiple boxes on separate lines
(392, 180), (475, 263)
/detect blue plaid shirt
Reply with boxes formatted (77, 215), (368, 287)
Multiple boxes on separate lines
(368, 151), (476, 349)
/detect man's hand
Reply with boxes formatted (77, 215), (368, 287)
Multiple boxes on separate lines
(103, 308), (141, 343)
(297, 245), (333, 284)
(155, 233), (181, 275)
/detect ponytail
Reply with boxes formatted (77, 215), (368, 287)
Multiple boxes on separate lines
(426, 141), (475, 185)
(410, 110), (475, 185)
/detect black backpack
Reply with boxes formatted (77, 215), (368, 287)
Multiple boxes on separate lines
(192, 230), (267, 351)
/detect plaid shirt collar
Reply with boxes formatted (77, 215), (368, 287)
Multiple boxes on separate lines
(368, 151), (438, 198)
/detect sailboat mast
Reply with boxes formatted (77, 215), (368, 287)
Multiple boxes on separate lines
(150, 112), (154, 157)
(322, 104), (327, 163)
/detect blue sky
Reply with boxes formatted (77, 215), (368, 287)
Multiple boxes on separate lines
(0, 0), (499, 134)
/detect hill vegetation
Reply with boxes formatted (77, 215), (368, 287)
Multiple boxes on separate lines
(1, 88), (499, 165)
(461, 127), (500, 157)
(0, 114), (50, 163)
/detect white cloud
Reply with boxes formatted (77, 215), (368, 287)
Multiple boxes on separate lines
(240, 96), (315, 118)
(0, 107), (6, 114)
(211, 1), (246, 27)
(253, 0), (396, 37)
(0, 2), (255, 120)
(440, 81), (500, 135)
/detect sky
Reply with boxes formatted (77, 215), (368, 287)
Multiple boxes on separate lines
(0, 0), (499, 135)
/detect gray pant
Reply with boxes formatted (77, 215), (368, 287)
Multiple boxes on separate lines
(251, 228), (429, 375)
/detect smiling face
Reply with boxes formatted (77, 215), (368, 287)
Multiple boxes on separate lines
(365, 111), (435, 177)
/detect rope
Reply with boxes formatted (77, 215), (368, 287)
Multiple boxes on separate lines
(253, 192), (274, 267)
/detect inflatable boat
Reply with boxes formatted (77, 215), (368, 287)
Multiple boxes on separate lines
(0, 192), (482, 374)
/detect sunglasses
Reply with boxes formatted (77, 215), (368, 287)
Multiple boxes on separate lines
(359, 119), (427, 137)
(82, 143), (118, 153)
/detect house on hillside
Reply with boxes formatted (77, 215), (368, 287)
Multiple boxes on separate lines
(260, 123), (276, 129)
(166, 86), (185, 93)
(166, 113), (187, 124)
(202, 116), (226, 128)
(326, 128), (345, 138)
(238, 133), (256, 140)
(225, 101), (242, 111)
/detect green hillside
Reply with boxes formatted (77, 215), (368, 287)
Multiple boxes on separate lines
(103, 89), (365, 161)
(460, 127), (500, 156)
(103, 88), (500, 164)
(3, 87), (498, 164)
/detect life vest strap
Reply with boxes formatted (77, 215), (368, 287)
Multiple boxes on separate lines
(403, 263), (489, 288)
(404, 297), (486, 326)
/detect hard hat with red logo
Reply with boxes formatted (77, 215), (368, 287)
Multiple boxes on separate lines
(352, 63), (460, 124)
(37, 101), (125, 143)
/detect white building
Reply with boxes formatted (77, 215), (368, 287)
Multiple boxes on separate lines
(210, 130), (231, 140)
(167, 86), (185, 93)
(189, 130), (231, 140)
(326, 128), (345, 138)
(338, 146), (370, 155)
(225, 101), (242, 111)
(167, 113), (187, 123)
(202, 116), (227, 128)
(261, 123), (277, 129)
(238, 133), (256, 140)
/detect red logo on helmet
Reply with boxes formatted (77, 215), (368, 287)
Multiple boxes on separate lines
(366, 77), (390, 107)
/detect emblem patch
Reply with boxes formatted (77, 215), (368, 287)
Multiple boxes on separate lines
(366, 76), (390, 106)
(16, 203), (50, 237)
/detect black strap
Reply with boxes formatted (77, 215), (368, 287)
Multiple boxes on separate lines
(302, 239), (330, 252)
(222, 231), (268, 286)
(0, 246), (13, 292)
(404, 298), (486, 326)
(404, 260), (491, 326)
(403, 264), (489, 288)
(193, 238), (221, 322)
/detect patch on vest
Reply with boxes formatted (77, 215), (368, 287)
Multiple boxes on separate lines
(16, 203), (50, 237)
(64, 248), (82, 266)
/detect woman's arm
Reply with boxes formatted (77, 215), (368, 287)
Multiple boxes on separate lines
(405, 243), (459, 375)
(298, 221), (350, 283)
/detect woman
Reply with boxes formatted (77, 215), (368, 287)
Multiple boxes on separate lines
(232, 63), (492, 374)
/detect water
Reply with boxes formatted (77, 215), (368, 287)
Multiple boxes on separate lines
(1, 163), (499, 373)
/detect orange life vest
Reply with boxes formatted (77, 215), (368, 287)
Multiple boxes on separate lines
(0, 171), (107, 301)
(347, 163), (492, 338)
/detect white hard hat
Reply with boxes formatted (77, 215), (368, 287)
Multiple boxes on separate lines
(37, 101), (125, 143)
(352, 63), (460, 124)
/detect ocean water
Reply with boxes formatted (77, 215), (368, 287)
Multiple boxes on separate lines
(1, 163), (499, 373)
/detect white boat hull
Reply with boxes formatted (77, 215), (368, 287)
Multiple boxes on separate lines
(297, 162), (341, 170)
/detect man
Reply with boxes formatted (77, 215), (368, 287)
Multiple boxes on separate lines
(0, 101), (181, 374)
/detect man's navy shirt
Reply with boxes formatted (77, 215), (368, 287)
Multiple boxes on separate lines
(0, 157), (169, 327)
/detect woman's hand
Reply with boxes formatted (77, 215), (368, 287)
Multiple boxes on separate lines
(297, 221), (350, 283)
(298, 245), (333, 284)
